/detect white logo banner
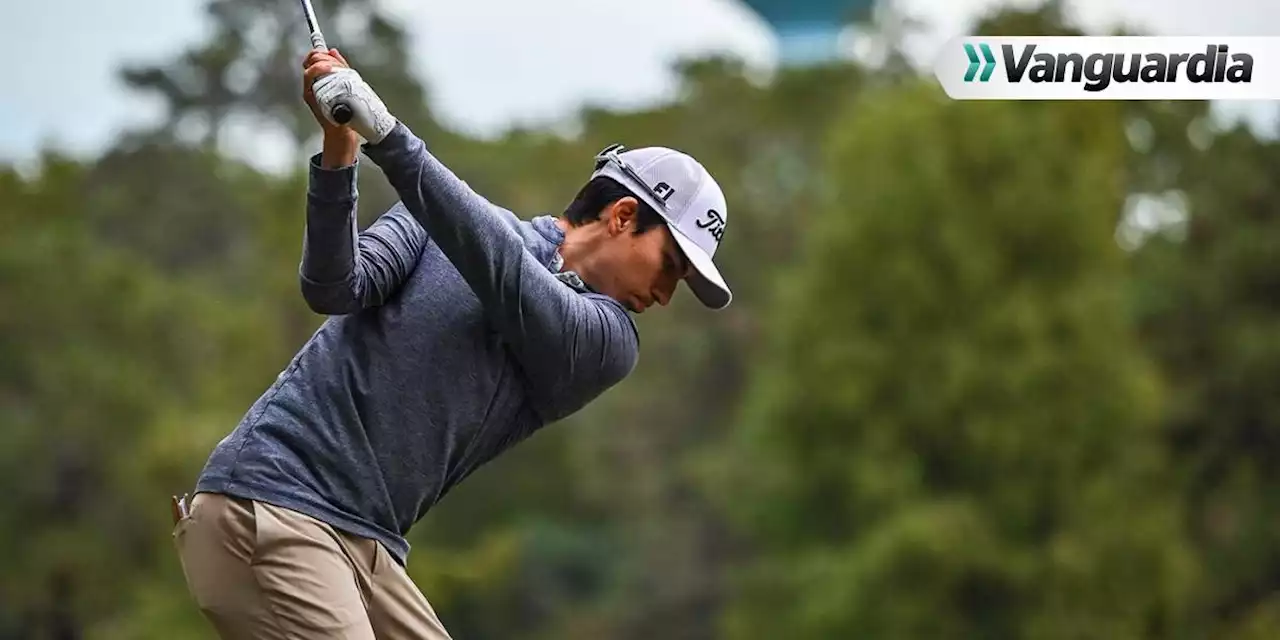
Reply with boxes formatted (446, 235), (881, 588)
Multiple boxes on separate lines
(933, 37), (1280, 100)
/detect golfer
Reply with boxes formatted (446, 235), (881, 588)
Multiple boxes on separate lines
(172, 48), (732, 639)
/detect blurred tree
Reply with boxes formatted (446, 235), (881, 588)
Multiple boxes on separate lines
(76, 139), (263, 281)
(711, 80), (1197, 639)
(1131, 116), (1280, 637)
(121, 0), (437, 152)
(0, 156), (268, 639)
(978, 5), (1280, 634)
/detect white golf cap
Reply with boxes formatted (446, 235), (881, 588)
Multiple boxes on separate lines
(590, 144), (732, 310)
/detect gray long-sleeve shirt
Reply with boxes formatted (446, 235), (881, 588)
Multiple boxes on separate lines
(195, 122), (640, 566)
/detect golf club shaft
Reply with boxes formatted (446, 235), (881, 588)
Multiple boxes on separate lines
(299, 0), (327, 51)
(298, 0), (353, 124)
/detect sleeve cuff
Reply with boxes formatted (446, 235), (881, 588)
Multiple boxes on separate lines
(307, 153), (359, 203)
(361, 121), (411, 155)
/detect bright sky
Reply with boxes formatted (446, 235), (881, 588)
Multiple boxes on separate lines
(3, 0), (1276, 170)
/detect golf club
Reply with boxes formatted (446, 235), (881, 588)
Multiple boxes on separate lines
(298, 0), (354, 125)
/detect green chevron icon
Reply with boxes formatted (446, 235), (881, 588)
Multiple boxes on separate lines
(964, 43), (996, 82)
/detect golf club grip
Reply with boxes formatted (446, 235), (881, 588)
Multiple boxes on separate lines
(331, 102), (353, 125)
(299, 0), (352, 126)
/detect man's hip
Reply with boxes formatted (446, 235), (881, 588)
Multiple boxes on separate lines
(172, 492), (451, 639)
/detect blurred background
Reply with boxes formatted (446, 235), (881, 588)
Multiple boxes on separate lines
(2, 0), (1279, 638)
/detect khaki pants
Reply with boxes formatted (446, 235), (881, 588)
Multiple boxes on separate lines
(173, 492), (452, 640)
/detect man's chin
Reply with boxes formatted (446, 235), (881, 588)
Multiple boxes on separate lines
(603, 291), (646, 313)
(621, 297), (644, 314)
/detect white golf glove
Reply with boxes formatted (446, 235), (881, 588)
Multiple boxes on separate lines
(313, 67), (398, 144)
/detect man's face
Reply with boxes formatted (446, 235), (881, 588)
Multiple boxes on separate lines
(592, 198), (690, 313)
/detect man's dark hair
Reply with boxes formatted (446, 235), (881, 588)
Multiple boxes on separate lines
(563, 177), (665, 234)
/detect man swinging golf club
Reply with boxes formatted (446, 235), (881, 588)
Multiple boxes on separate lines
(172, 46), (733, 639)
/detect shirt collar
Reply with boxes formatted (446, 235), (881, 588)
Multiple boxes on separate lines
(528, 215), (596, 294)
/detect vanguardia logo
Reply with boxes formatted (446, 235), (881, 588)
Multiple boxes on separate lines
(998, 44), (1252, 92)
(936, 37), (1278, 101)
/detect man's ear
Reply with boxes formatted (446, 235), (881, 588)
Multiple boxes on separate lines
(607, 197), (639, 236)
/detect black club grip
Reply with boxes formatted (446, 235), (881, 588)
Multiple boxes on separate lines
(332, 102), (354, 125)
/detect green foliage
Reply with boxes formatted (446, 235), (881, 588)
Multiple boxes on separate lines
(713, 82), (1196, 639)
(1130, 113), (1280, 636)
(0, 156), (264, 638)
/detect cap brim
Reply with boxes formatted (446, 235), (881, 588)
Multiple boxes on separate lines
(669, 226), (732, 310)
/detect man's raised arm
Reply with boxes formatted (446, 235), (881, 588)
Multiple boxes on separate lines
(298, 153), (428, 315)
(298, 51), (428, 315)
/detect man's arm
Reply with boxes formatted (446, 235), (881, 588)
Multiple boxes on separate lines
(361, 123), (639, 420)
(299, 152), (428, 315)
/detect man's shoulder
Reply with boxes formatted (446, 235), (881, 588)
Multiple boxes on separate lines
(526, 290), (640, 422)
(579, 291), (641, 377)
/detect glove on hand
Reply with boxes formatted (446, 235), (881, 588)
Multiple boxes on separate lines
(313, 67), (398, 144)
